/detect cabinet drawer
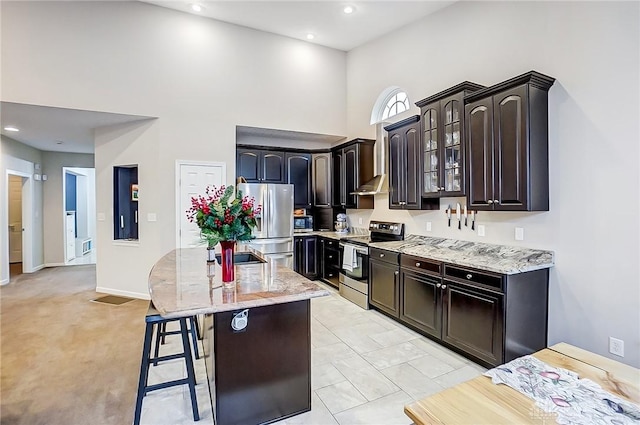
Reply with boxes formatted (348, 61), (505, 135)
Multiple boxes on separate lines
(324, 248), (340, 268)
(321, 238), (339, 249)
(401, 255), (442, 276)
(369, 248), (399, 265)
(444, 265), (503, 292)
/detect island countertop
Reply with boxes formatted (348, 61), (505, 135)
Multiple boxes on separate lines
(149, 248), (329, 318)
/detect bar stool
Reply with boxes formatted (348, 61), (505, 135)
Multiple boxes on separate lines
(153, 316), (200, 365)
(133, 303), (200, 425)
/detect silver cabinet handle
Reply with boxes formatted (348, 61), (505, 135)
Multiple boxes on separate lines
(328, 255), (333, 259)
(120, 215), (124, 229)
(394, 271), (399, 275)
(380, 253), (384, 257)
(441, 285), (447, 289)
(466, 273), (473, 280)
(440, 187), (445, 191)
(134, 211), (138, 224)
(416, 262), (421, 267)
(488, 200), (494, 204)
(436, 283), (442, 288)
(493, 199), (499, 204)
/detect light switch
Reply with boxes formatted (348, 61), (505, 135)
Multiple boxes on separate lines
(147, 213), (157, 222)
(426, 222), (432, 232)
(97, 213), (106, 221)
(358, 217), (363, 225)
(515, 227), (524, 241)
(477, 225), (485, 237)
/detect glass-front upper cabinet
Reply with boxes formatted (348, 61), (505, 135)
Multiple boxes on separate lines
(422, 108), (439, 195)
(416, 82), (485, 198)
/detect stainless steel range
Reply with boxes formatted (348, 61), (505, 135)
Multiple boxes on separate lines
(339, 220), (405, 309)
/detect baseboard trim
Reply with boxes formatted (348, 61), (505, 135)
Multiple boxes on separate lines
(31, 264), (46, 272)
(0, 278), (9, 286)
(44, 262), (66, 267)
(95, 286), (150, 300)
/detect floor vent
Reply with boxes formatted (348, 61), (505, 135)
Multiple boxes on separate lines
(91, 295), (135, 306)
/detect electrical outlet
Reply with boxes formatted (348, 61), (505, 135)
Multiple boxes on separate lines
(609, 337), (624, 357)
(426, 222), (432, 232)
(358, 217), (363, 225)
(477, 224), (485, 237)
(515, 227), (524, 241)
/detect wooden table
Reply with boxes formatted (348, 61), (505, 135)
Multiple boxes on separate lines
(405, 343), (640, 424)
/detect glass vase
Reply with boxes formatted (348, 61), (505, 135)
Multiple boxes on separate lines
(219, 240), (236, 286)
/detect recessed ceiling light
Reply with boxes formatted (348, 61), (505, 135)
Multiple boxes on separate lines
(4, 126), (19, 132)
(306, 33), (315, 40)
(343, 5), (355, 14)
(191, 3), (203, 12)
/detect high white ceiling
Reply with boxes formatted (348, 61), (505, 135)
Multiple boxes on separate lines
(0, 102), (153, 154)
(2, 1), (454, 154)
(142, 1), (455, 51)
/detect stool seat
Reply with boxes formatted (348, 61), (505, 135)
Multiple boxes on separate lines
(133, 302), (200, 425)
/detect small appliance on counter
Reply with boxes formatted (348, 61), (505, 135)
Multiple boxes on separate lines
(335, 213), (348, 233)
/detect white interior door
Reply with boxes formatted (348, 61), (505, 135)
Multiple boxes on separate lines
(177, 162), (226, 249)
(8, 175), (23, 263)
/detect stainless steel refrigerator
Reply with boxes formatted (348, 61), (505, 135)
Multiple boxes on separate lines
(238, 183), (294, 268)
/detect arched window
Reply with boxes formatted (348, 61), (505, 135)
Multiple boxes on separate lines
(370, 86), (410, 124)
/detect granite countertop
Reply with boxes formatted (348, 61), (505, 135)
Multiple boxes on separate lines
(369, 235), (554, 275)
(298, 228), (369, 240)
(149, 248), (329, 318)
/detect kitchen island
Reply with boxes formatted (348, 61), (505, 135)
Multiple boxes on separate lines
(148, 248), (329, 425)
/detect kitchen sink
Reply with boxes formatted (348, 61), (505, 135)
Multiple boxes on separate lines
(214, 252), (266, 265)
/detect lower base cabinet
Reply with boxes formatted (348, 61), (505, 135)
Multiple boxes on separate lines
(318, 237), (341, 288)
(294, 236), (318, 279)
(368, 248), (400, 318)
(388, 255), (549, 368)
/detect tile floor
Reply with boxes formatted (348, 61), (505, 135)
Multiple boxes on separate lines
(139, 283), (486, 425)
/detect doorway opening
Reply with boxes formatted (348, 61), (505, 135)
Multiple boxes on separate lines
(8, 175), (26, 278)
(62, 167), (96, 265)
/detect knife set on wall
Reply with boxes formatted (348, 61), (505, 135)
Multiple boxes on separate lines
(446, 203), (476, 230)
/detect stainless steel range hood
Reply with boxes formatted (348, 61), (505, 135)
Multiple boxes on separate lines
(352, 130), (388, 195)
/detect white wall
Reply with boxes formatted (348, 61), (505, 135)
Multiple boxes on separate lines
(346, 1), (640, 366)
(1, 1), (347, 298)
(1, 135), (44, 283)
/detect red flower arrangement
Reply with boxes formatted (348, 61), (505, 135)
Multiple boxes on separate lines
(186, 185), (261, 248)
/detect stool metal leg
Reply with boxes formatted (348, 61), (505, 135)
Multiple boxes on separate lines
(189, 317), (200, 360)
(180, 318), (200, 421)
(133, 321), (154, 425)
(153, 322), (162, 366)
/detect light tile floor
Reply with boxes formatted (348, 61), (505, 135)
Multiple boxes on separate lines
(139, 283), (486, 425)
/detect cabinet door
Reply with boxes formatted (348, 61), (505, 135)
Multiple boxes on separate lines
(441, 96), (465, 196)
(422, 106), (440, 197)
(302, 237), (318, 279)
(293, 237), (303, 274)
(343, 146), (358, 209)
(400, 270), (441, 338)
(286, 153), (312, 208)
(442, 281), (504, 366)
(332, 150), (344, 207)
(388, 131), (404, 209)
(262, 151), (285, 183)
(369, 260), (399, 318)
(312, 153), (331, 208)
(493, 86), (528, 210)
(404, 121), (422, 209)
(237, 149), (261, 182)
(466, 99), (494, 210)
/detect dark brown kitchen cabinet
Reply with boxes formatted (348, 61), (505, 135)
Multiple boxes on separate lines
(286, 152), (312, 208)
(385, 115), (422, 210)
(399, 255), (443, 338)
(312, 153), (331, 208)
(293, 235), (317, 279)
(369, 248), (400, 318)
(331, 139), (374, 210)
(237, 148), (285, 183)
(318, 237), (341, 288)
(465, 71), (555, 211)
(415, 82), (485, 198)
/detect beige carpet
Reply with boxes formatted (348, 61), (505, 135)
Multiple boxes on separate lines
(1, 265), (149, 425)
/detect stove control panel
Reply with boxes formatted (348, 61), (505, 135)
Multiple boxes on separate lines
(369, 220), (404, 236)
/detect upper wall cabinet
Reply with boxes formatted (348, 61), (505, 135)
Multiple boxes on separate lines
(237, 148), (285, 183)
(332, 139), (375, 209)
(385, 115), (422, 210)
(415, 82), (485, 198)
(286, 152), (312, 208)
(312, 153), (332, 208)
(464, 71), (555, 211)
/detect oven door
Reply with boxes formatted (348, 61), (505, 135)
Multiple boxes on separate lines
(339, 243), (369, 281)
